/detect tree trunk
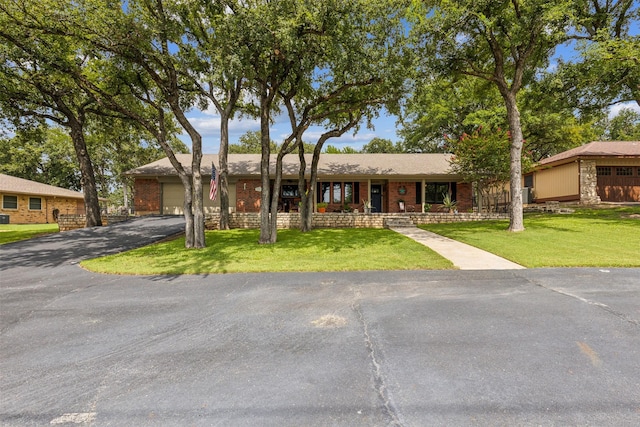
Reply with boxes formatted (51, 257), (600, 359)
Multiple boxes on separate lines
(305, 140), (325, 230)
(504, 92), (525, 232)
(269, 154), (285, 243)
(258, 90), (272, 244)
(191, 146), (205, 248)
(178, 174), (195, 248)
(298, 144), (313, 232)
(219, 116), (231, 230)
(123, 182), (129, 212)
(170, 96), (206, 248)
(68, 118), (102, 227)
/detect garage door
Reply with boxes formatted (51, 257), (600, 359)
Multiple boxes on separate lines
(162, 183), (184, 215)
(162, 182), (234, 215)
(596, 166), (640, 202)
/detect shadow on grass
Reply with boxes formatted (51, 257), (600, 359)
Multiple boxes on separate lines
(83, 228), (452, 274)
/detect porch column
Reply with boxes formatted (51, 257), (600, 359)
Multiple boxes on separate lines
(579, 160), (601, 204)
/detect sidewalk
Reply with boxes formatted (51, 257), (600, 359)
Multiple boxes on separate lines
(390, 226), (525, 270)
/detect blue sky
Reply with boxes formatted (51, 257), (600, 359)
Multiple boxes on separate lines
(182, 104), (401, 154)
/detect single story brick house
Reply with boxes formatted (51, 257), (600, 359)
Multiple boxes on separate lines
(0, 173), (86, 224)
(525, 141), (640, 204)
(126, 153), (473, 215)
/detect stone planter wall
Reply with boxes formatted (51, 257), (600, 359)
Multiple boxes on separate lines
(58, 214), (132, 231)
(205, 212), (509, 230)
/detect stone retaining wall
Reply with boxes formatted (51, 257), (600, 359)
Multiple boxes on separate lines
(205, 212), (508, 230)
(58, 214), (132, 231)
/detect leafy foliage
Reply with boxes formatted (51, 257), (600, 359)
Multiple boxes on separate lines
(447, 127), (533, 212)
(361, 137), (403, 153)
(603, 108), (640, 140)
(0, 127), (80, 190)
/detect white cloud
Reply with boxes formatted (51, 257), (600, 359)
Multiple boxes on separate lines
(183, 105), (400, 153)
(608, 102), (640, 119)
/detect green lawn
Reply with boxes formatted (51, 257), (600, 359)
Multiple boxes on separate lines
(420, 207), (640, 268)
(81, 228), (454, 275)
(0, 223), (59, 245)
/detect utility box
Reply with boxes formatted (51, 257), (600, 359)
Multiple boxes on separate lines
(0, 214), (9, 224)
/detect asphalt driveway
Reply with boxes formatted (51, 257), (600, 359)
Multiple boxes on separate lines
(0, 215), (185, 269)
(1, 218), (639, 426)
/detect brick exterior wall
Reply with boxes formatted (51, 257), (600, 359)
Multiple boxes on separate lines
(1, 193), (83, 224)
(235, 179), (262, 212)
(456, 182), (473, 211)
(388, 181), (419, 213)
(133, 178), (161, 215)
(131, 178), (475, 215)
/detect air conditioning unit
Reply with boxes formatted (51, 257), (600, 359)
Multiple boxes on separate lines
(0, 214), (9, 224)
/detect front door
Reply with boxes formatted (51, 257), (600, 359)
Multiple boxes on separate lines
(371, 184), (382, 213)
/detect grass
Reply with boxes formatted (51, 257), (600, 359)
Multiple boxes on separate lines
(0, 223), (59, 245)
(420, 207), (640, 268)
(81, 228), (454, 275)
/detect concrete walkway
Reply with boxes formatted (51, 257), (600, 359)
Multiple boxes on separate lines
(390, 226), (526, 270)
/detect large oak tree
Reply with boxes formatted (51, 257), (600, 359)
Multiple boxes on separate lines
(0, 1), (103, 226)
(410, 0), (574, 231)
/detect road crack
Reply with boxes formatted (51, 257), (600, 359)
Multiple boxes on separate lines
(351, 301), (404, 426)
(527, 278), (639, 327)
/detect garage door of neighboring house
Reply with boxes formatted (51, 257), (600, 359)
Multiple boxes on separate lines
(596, 166), (640, 202)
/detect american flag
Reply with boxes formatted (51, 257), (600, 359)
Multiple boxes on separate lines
(209, 162), (218, 201)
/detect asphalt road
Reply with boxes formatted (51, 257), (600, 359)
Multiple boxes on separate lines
(1, 217), (639, 426)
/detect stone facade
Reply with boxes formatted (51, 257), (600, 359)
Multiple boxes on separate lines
(205, 212), (508, 230)
(579, 160), (601, 204)
(58, 214), (131, 231)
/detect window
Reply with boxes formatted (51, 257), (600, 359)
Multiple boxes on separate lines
(616, 167), (633, 176)
(425, 182), (456, 204)
(415, 182), (422, 204)
(596, 167), (611, 176)
(344, 183), (353, 203)
(320, 183), (331, 203)
(332, 183), (341, 203)
(29, 197), (42, 210)
(524, 174), (534, 188)
(281, 184), (299, 197)
(2, 195), (18, 210)
(318, 182), (359, 204)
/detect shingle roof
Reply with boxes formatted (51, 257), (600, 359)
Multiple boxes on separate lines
(538, 141), (640, 166)
(0, 174), (85, 199)
(125, 153), (457, 178)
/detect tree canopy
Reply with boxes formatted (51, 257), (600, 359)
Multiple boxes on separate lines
(1, 0), (638, 241)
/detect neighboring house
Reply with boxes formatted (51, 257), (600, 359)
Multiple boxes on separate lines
(125, 153), (473, 215)
(0, 173), (86, 224)
(526, 141), (640, 204)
